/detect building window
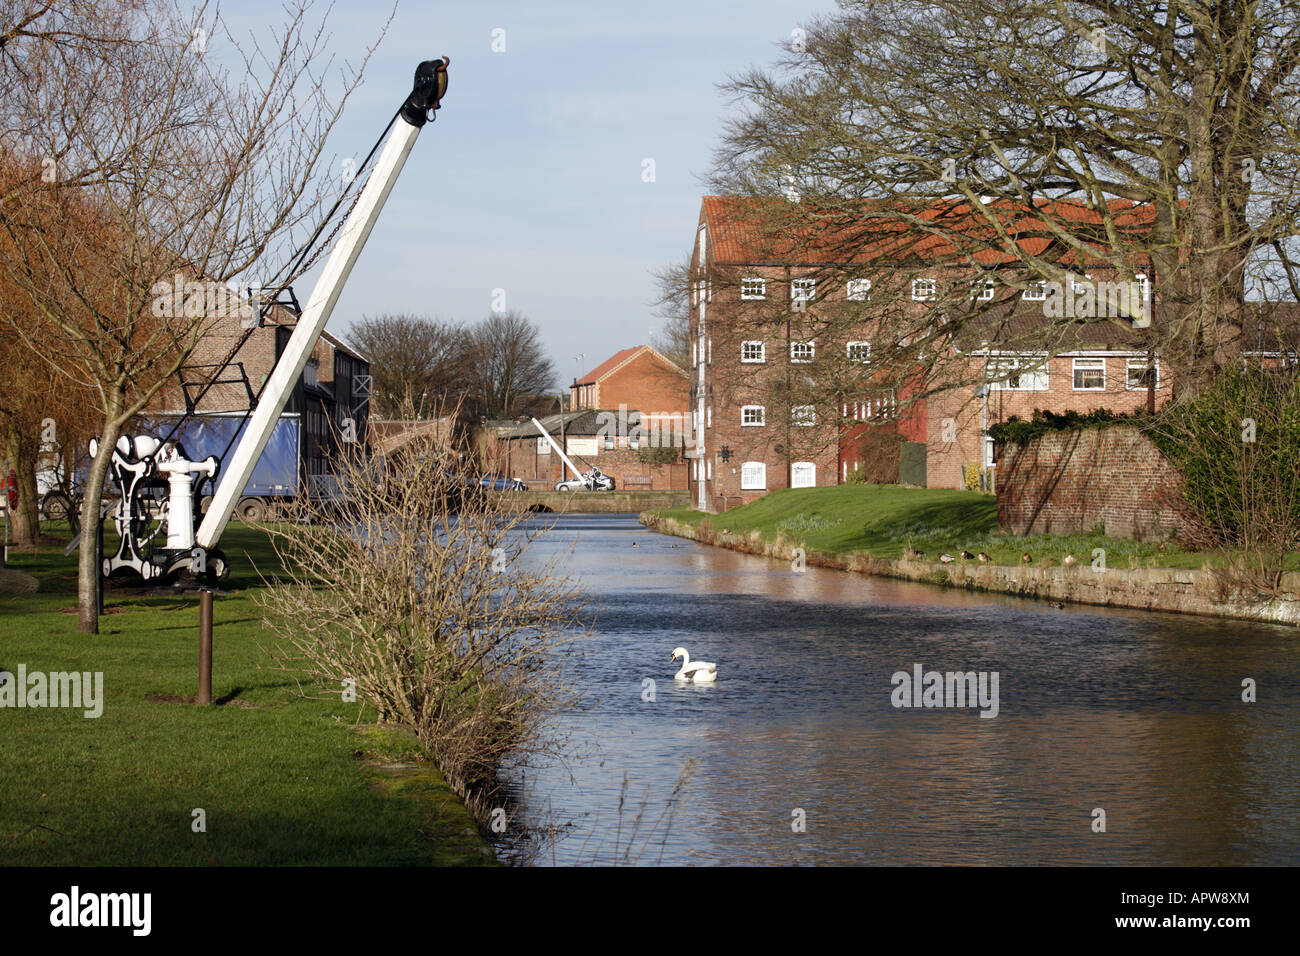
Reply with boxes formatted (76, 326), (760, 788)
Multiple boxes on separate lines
(741, 461), (766, 490)
(741, 405), (766, 427)
(707, 338), (712, 364)
(791, 462), (816, 488)
(973, 278), (995, 301)
(692, 459), (698, 480)
(741, 277), (766, 300)
(792, 405), (816, 426)
(707, 406), (712, 428)
(847, 278), (871, 301)
(1126, 356), (1159, 390)
(791, 278), (816, 303)
(983, 436), (995, 467)
(1072, 357), (1106, 390)
(790, 340), (815, 363)
(847, 341), (871, 363)
(1022, 280), (1047, 301)
(741, 340), (766, 363)
(988, 354), (1048, 391)
(707, 458), (713, 480)
(1072, 273), (1093, 294)
(912, 277), (936, 301)
(603, 435), (614, 451)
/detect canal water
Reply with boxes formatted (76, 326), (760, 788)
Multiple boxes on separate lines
(499, 513), (1300, 866)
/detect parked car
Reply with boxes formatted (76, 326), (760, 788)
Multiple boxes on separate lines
(555, 468), (615, 492)
(478, 472), (527, 491)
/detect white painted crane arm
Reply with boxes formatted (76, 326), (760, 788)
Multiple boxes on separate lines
(197, 59), (449, 549)
(531, 417), (584, 481)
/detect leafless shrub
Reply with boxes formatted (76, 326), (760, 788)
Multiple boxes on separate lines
(255, 403), (590, 821)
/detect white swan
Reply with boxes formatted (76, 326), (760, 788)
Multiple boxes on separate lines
(670, 646), (717, 683)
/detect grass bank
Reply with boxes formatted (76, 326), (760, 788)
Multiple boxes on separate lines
(0, 524), (494, 866)
(653, 484), (1272, 570)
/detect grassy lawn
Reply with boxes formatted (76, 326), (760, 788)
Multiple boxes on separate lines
(654, 484), (1260, 570)
(0, 524), (494, 866)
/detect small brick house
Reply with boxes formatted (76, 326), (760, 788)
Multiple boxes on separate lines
(570, 345), (690, 438)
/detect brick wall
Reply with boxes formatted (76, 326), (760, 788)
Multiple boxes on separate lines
(997, 425), (1187, 541)
(591, 349), (689, 416)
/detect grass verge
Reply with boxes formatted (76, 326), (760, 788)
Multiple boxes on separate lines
(0, 523), (494, 866)
(652, 484), (1284, 571)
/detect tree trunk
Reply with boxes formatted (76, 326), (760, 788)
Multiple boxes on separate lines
(77, 414), (122, 634)
(2, 422), (40, 546)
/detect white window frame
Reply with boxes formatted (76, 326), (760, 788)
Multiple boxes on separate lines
(741, 340), (766, 364)
(741, 277), (767, 300)
(792, 405), (817, 427)
(791, 277), (816, 303)
(846, 278), (871, 301)
(707, 338), (712, 364)
(1072, 273), (1093, 294)
(987, 353), (1049, 391)
(707, 458), (713, 480)
(790, 340), (815, 364)
(973, 277), (995, 301)
(706, 406), (712, 428)
(1022, 280), (1047, 301)
(1072, 356), (1106, 391)
(847, 341), (871, 363)
(741, 405), (766, 427)
(740, 461), (766, 490)
(912, 277), (937, 301)
(791, 462), (816, 488)
(1125, 356), (1160, 391)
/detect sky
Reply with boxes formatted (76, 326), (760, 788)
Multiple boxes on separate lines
(215, 0), (838, 387)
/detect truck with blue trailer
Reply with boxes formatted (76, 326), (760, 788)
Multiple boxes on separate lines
(139, 412), (302, 524)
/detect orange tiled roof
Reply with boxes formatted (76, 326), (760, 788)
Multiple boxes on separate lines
(577, 345), (647, 384)
(699, 195), (1156, 268)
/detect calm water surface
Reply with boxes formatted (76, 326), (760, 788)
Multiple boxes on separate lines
(499, 513), (1300, 866)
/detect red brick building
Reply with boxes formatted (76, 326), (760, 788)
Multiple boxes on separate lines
(687, 195), (1165, 509)
(570, 345), (690, 437)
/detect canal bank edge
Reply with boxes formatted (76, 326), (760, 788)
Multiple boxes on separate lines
(639, 512), (1300, 627)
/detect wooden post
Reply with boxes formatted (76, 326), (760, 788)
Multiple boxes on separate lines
(198, 589), (213, 705)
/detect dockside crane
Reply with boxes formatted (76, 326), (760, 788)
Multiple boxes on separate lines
(92, 58), (450, 584)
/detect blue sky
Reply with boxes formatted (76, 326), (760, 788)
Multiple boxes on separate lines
(216, 0), (837, 387)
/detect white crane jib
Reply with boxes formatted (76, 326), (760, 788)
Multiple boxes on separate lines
(196, 59), (449, 551)
(531, 417), (585, 481)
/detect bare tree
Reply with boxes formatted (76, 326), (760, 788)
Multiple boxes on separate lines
(348, 313), (469, 418)
(650, 257), (692, 370)
(0, 0), (386, 632)
(466, 310), (557, 419)
(707, 0), (1300, 430)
